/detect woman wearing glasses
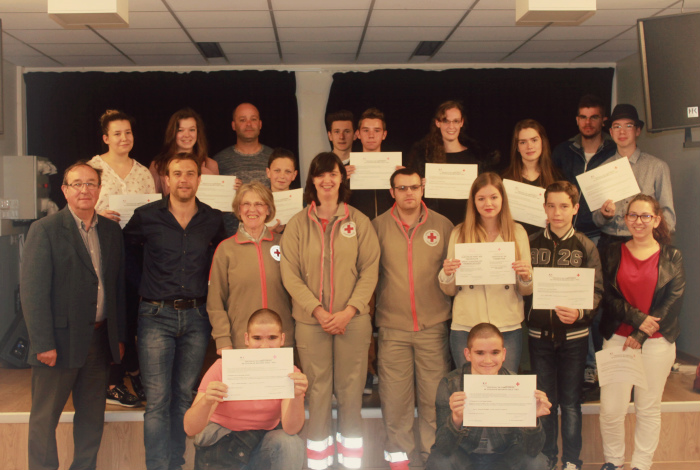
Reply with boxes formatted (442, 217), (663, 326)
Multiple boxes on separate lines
(280, 152), (380, 470)
(207, 182), (293, 353)
(598, 194), (684, 470)
(407, 100), (499, 225)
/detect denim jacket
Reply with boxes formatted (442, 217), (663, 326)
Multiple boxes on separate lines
(433, 364), (545, 458)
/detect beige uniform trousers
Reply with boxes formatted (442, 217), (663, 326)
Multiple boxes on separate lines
(378, 322), (450, 465)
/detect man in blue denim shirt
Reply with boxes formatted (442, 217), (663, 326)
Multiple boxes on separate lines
(124, 152), (225, 470)
(426, 323), (551, 470)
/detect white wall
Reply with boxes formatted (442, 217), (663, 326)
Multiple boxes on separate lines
(0, 61), (20, 236)
(616, 53), (700, 358)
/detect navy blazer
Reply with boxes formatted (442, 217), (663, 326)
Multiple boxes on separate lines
(21, 207), (126, 368)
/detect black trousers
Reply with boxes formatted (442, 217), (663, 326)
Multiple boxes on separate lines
(28, 326), (110, 470)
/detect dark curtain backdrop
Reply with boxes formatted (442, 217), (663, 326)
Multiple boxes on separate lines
(24, 70), (298, 206)
(326, 68), (615, 170)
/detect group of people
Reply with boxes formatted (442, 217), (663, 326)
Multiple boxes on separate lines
(20, 95), (684, 470)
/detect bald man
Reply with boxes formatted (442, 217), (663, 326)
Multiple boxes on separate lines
(213, 102), (274, 235)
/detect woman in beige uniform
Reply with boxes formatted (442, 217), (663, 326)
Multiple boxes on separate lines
(207, 182), (293, 352)
(280, 152), (380, 470)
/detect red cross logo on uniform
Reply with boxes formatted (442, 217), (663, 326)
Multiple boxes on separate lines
(270, 245), (281, 261)
(341, 222), (357, 238)
(427, 232), (437, 243)
(423, 230), (439, 246)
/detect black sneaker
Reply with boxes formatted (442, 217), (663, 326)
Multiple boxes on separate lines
(363, 373), (374, 395)
(106, 384), (142, 407)
(129, 373), (146, 402)
(583, 365), (598, 389)
(599, 464), (623, 470)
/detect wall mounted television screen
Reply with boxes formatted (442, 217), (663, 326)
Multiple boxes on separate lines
(638, 11), (700, 132)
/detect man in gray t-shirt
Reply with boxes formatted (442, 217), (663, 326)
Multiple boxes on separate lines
(213, 102), (273, 235)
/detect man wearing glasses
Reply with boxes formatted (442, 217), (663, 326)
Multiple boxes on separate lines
(552, 94), (617, 245)
(22, 161), (126, 470)
(371, 168), (454, 470)
(593, 103), (675, 256)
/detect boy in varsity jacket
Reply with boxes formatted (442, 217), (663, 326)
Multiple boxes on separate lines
(527, 181), (603, 470)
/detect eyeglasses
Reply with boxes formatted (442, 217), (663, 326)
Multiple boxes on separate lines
(240, 202), (267, 209)
(611, 123), (636, 131)
(625, 213), (656, 223)
(440, 119), (462, 125)
(393, 185), (422, 192)
(64, 182), (99, 190)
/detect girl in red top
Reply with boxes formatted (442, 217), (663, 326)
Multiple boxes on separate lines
(598, 194), (685, 470)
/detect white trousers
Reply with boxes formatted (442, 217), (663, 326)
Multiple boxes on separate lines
(599, 334), (675, 470)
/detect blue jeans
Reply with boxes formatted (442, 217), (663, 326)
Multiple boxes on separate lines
(138, 301), (212, 470)
(450, 328), (522, 373)
(529, 335), (588, 466)
(426, 444), (549, 470)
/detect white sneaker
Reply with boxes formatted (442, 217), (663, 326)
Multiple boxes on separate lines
(563, 462), (581, 470)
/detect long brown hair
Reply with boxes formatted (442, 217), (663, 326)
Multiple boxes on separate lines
(153, 108), (208, 175)
(626, 194), (671, 244)
(421, 100), (467, 164)
(458, 172), (521, 256)
(502, 119), (559, 188)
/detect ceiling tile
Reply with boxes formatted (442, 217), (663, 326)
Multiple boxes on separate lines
(473, 0), (517, 9)
(282, 41), (357, 54)
(130, 0), (169, 12)
(9, 29), (104, 44)
(190, 27), (276, 42)
(0, 0), (46, 13)
(219, 42), (279, 54)
(114, 43), (200, 55)
(126, 12), (180, 29)
(451, 26), (541, 41)
(572, 51), (634, 63)
(462, 9), (516, 27)
(432, 51), (508, 62)
(4, 56), (63, 67)
(536, 25), (631, 40)
(501, 51), (582, 62)
(98, 28), (190, 43)
(364, 26), (452, 41)
(34, 43), (121, 56)
(283, 53), (356, 64)
(597, 0), (682, 9)
(4, 43), (44, 57)
(369, 10), (464, 27)
(167, 0), (268, 11)
(277, 27), (362, 41)
(273, 10), (367, 27)
(356, 52), (412, 63)
(593, 39), (639, 52)
(520, 39), (604, 53)
(440, 41), (521, 53)
(361, 41), (418, 53)
(227, 53), (281, 64)
(374, 0), (472, 10)
(130, 55), (208, 66)
(584, 9), (661, 26)
(178, 11), (272, 28)
(0, 13), (63, 30)
(272, 0), (372, 10)
(51, 55), (134, 67)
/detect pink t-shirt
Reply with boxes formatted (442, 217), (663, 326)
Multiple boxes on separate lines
(198, 358), (298, 432)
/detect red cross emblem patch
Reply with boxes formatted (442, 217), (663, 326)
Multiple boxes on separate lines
(423, 229), (439, 246)
(270, 245), (281, 261)
(340, 221), (357, 238)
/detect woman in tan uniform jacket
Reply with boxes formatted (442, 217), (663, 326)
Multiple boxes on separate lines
(207, 182), (293, 353)
(280, 152), (380, 470)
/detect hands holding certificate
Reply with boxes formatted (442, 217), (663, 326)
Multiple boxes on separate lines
(201, 371), (308, 405)
(443, 253), (532, 283)
(449, 389), (551, 429)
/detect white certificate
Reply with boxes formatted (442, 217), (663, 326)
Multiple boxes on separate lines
(424, 163), (478, 199)
(349, 152), (402, 190)
(108, 193), (161, 229)
(454, 242), (515, 285)
(221, 348), (294, 401)
(267, 188), (303, 226)
(595, 347), (648, 390)
(463, 374), (536, 427)
(532, 267), (595, 310)
(576, 158), (640, 211)
(503, 179), (547, 228)
(197, 175), (237, 212)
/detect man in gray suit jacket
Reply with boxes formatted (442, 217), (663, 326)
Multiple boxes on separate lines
(21, 161), (126, 470)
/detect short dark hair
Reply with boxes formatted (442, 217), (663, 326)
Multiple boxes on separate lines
(247, 308), (283, 332)
(267, 147), (297, 170)
(63, 160), (102, 187)
(389, 167), (420, 189)
(304, 152), (349, 205)
(545, 180), (580, 205)
(358, 107), (386, 130)
(166, 152), (202, 176)
(467, 323), (504, 349)
(325, 110), (355, 132)
(578, 94), (607, 117)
